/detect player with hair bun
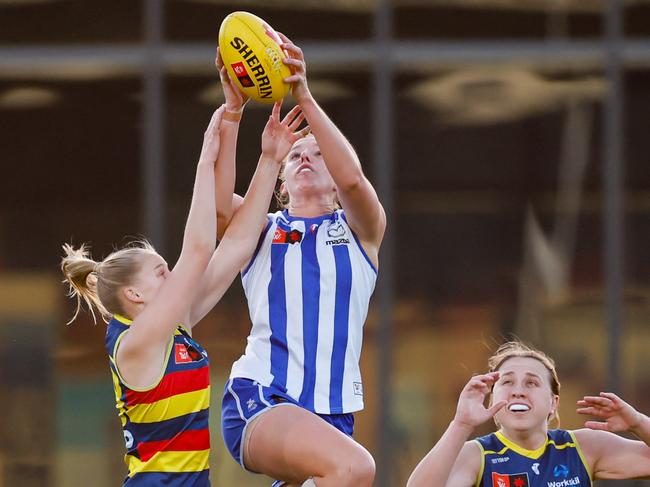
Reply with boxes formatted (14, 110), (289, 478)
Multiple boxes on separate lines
(407, 341), (650, 487)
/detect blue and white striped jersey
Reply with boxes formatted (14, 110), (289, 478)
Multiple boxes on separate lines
(230, 209), (377, 414)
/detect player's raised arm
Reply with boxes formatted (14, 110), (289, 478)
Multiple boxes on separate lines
(574, 392), (650, 479)
(113, 106), (223, 387)
(408, 373), (505, 487)
(276, 31), (386, 264)
(214, 47), (247, 238)
(188, 102), (308, 327)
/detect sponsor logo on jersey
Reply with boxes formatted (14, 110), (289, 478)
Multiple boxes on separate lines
(547, 477), (580, 487)
(325, 222), (350, 245)
(175, 343), (192, 364)
(176, 341), (204, 363)
(353, 382), (363, 396)
(532, 463), (540, 475)
(492, 472), (529, 487)
(325, 223), (350, 246)
(327, 223), (346, 238)
(326, 238), (350, 246)
(491, 456), (510, 464)
(553, 465), (569, 478)
(273, 227), (303, 244)
(247, 398), (258, 412)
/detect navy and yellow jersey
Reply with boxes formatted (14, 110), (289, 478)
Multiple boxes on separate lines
(105, 314), (211, 486)
(475, 430), (591, 487)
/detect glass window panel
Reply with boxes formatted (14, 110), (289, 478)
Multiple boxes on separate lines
(395, 3), (603, 40)
(0, 77), (142, 270)
(0, 0), (142, 44)
(165, 0), (373, 42)
(625, 1), (650, 37)
(625, 67), (650, 422)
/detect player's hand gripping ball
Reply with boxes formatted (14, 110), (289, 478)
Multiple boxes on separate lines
(218, 11), (292, 104)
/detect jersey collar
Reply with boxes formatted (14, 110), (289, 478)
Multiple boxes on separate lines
(496, 431), (548, 459)
(113, 314), (132, 325)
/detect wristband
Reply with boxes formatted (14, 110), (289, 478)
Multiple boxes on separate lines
(222, 109), (243, 123)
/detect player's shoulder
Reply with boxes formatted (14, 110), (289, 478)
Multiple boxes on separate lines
(571, 427), (615, 454)
(474, 432), (500, 451)
(548, 428), (576, 443)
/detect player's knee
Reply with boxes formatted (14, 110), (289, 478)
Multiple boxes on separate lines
(333, 447), (375, 486)
(352, 451), (375, 485)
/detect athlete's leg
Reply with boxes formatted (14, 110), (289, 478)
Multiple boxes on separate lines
(243, 406), (375, 487)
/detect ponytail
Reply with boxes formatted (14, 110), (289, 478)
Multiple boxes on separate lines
(61, 243), (110, 324)
(61, 240), (157, 324)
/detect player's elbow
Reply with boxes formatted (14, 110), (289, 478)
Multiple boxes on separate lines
(216, 213), (232, 240)
(220, 234), (256, 268)
(184, 239), (214, 265)
(338, 173), (365, 195)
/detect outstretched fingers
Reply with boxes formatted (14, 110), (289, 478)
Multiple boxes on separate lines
(295, 126), (311, 138)
(282, 105), (302, 127)
(283, 56), (305, 70)
(576, 404), (603, 418)
(277, 32), (302, 56)
(474, 371), (500, 387)
(488, 400), (508, 416)
(583, 420), (612, 431)
(599, 391), (624, 404)
(219, 65), (230, 85)
(282, 55), (306, 79)
(577, 393), (616, 430)
(579, 395), (616, 410)
(271, 99), (283, 121)
(463, 372), (500, 396)
(215, 46), (223, 70)
(277, 32), (305, 78)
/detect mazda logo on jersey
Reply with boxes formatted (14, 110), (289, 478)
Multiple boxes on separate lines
(327, 223), (346, 238)
(325, 222), (350, 246)
(273, 227), (303, 244)
(492, 472), (529, 487)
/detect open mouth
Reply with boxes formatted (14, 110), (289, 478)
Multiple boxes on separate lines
(508, 403), (531, 412)
(297, 163), (314, 174)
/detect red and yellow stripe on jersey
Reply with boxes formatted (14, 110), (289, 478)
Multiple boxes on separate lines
(105, 314), (211, 486)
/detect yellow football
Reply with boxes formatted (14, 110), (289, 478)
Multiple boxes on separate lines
(218, 11), (292, 104)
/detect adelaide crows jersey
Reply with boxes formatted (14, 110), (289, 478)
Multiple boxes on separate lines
(106, 315), (211, 486)
(475, 430), (591, 487)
